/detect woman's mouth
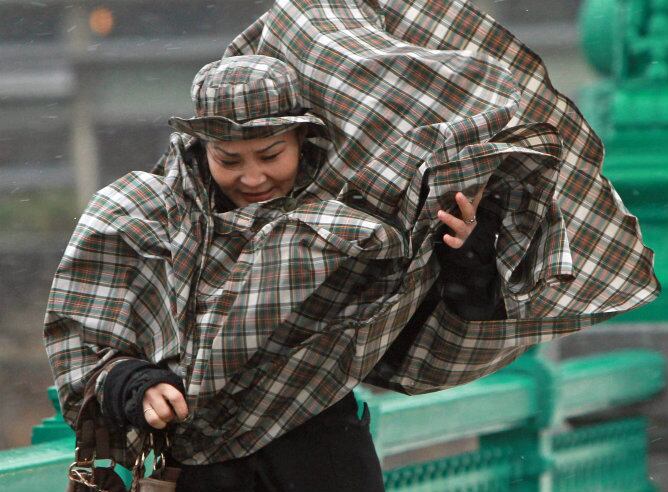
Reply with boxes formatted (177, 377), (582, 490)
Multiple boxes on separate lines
(240, 188), (276, 202)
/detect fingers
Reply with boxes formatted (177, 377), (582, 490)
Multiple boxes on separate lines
(142, 383), (189, 430)
(437, 192), (479, 249)
(437, 210), (469, 249)
(164, 387), (189, 422)
(142, 408), (167, 430)
(437, 209), (468, 236)
(455, 192), (476, 222)
(470, 188), (485, 210)
(143, 388), (172, 429)
(442, 233), (464, 249)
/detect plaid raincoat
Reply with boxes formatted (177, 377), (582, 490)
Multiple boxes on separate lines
(45, 0), (660, 466)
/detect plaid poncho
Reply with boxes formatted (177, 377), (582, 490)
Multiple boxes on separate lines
(45, 0), (660, 466)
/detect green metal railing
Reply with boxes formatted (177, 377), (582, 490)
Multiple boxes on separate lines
(0, 347), (664, 491)
(366, 348), (665, 491)
(579, 0), (668, 322)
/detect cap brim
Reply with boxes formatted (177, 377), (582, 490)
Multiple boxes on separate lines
(168, 114), (330, 141)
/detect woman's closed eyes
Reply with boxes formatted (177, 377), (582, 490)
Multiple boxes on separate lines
(205, 129), (304, 207)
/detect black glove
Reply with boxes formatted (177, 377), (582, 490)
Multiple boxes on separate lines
(433, 207), (504, 320)
(102, 358), (185, 430)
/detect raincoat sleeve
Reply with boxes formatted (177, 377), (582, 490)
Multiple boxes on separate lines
(44, 171), (178, 467)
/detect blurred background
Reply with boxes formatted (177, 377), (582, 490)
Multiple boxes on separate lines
(1, 0), (666, 484)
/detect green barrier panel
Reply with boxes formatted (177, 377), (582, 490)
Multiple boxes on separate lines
(364, 348), (665, 461)
(556, 350), (666, 418)
(0, 438), (72, 492)
(579, 0), (668, 322)
(552, 418), (655, 492)
(31, 386), (74, 445)
(383, 447), (514, 492)
(371, 348), (664, 491)
(362, 373), (535, 459)
(382, 417), (655, 492)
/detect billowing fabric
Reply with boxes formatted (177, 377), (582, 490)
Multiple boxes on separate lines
(45, 0), (659, 467)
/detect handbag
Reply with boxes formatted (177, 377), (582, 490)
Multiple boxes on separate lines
(130, 433), (181, 492)
(67, 360), (181, 492)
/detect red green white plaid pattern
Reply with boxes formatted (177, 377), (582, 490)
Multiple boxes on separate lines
(45, 0), (659, 467)
(168, 54), (330, 141)
(192, 55), (301, 121)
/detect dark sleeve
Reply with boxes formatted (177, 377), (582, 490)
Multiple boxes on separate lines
(372, 208), (505, 376)
(102, 359), (185, 430)
(433, 207), (506, 321)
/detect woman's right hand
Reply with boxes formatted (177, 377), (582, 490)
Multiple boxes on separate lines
(142, 383), (189, 429)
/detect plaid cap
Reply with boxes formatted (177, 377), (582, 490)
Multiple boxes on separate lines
(168, 55), (329, 141)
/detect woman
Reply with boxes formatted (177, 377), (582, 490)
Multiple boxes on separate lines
(46, 54), (494, 492)
(47, 1), (659, 490)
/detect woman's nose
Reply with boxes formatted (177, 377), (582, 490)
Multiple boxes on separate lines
(239, 163), (267, 188)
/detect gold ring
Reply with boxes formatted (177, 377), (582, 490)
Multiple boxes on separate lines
(464, 216), (477, 224)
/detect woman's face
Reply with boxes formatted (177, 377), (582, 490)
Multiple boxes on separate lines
(206, 129), (302, 208)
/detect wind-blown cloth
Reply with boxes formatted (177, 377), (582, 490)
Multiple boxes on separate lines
(45, 0), (659, 466)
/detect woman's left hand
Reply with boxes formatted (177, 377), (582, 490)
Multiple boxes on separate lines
(437, 190), (484, 249)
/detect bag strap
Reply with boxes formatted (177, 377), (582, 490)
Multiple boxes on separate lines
(131, 431), (171, 487)
(73, 356), (136, 463)
(69, 356), (175, 491)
